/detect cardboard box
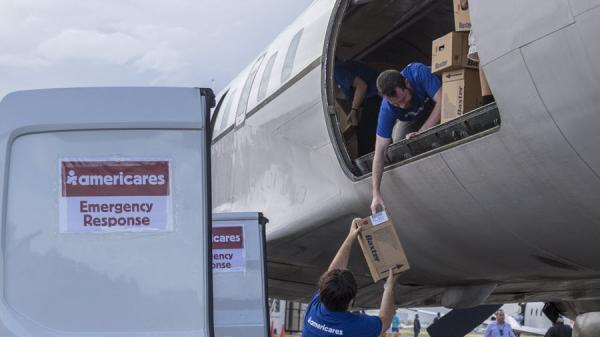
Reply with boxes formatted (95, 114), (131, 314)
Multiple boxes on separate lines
(355, 211), (410, 283)
(453, 0), (471, 32)
(431, 32), (478, 74)
(441, 68), (481, 123)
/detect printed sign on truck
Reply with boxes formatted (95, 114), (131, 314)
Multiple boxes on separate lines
(212, 224), (246, 272)
(59, 159), (172, 233)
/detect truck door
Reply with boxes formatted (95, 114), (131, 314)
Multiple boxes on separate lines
(0, 87), (214, 337)
(212, 213), (269, 337)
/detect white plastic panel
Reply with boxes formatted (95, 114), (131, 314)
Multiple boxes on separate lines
(0, 88), (212, 337)
(5, 130), (207, 335)
(212, 213), (268, 337)
(470, 0), (574, 64)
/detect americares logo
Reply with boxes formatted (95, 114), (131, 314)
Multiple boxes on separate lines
(66, 169), (166, 186)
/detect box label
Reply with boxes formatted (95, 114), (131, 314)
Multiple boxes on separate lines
(212, 225), (246, 273)
(371, 211), (389, 226)
(59, 159), (172, 233)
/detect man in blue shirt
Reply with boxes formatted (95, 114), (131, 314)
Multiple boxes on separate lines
(485, 309), (517, 337)
(370, 63), (442, 213)
(334, 60), (381, 156)
(413, 314), (421, 337)
(302, 219), (398, 337)
(544, 317), (572, 337)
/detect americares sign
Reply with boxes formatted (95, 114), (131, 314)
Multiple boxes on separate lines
(59, 159), (172, 233)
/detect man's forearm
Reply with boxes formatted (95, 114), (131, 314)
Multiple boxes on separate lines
(419, 102), (441, 132)
(328, 234), (354, 271)
(379, 285), (395, 330)
(372, 150), (385, 196)
(351, 77), (368, 109)
(352, 85), (367, 110)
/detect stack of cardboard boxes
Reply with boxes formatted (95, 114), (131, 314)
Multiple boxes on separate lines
(431, 0), (481, 123)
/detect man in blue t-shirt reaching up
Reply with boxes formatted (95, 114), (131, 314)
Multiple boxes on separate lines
(370, 63), (442, 213)
(302, 219), (398, 337)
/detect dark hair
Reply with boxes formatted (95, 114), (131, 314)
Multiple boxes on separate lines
(319, 269), (357, 312)
(377, 70), (407, 97)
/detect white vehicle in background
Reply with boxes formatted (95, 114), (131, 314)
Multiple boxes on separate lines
(0, 88), (270, 337)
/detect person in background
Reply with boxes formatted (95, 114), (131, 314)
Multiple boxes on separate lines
(485, 309), (517, 337)
(301, 219), (398, 337)
(544, 317), (572, 337)
(370, 63), (442, 213)
(334, 60), (381, 156)
(518, 303), (526, 326)
(413, 314), (421, 337)
(391, 311), (401, 336)
(433, 312), (441, 323)
(463, 0), (495, 105)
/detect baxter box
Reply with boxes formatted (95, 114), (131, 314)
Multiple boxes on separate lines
(454, 0), (471, 32)
(355, 211), (410, 283)
(441, 68), (481, 123)
(431, 32), (478, 74)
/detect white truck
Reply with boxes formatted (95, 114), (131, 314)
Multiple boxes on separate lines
(0, 88), (269, 337)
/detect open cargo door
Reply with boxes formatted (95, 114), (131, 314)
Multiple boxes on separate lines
(0, 87), (214, 337)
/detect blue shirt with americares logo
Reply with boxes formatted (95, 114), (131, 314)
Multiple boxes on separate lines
(376, 63), (441, 138)
(302, 291), (382, 337)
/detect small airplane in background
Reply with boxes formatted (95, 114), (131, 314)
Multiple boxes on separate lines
(408, 302), (574, 336)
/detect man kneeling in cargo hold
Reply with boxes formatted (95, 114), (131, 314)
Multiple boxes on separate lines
(371, 63), (442, 213)
(301, 220), (398, 337)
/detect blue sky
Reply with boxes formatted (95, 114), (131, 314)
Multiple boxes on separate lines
(0, 0), (313, 98)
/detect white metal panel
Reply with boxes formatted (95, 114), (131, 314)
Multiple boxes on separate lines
(272, 67), (329, 150)
(444, 49), (600, 268)
(569, 0), (600, 16)
(522, 23), (600, 174)
(212, 132), (235, 211)
(469, 0), (574, 64)
(573, 7), (600, 82)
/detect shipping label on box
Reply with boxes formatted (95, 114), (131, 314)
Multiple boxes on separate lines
(454, 0), (471, 32)
(441, 68), (481, 123)
(431, 32), (478, 74)
(356, 211), (410, 283)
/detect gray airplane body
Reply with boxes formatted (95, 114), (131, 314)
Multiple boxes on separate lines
(211, 0), (600, 320)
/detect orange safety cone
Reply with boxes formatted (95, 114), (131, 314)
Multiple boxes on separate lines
(270, 321), (274, 337)
(279, 323), (285, 337)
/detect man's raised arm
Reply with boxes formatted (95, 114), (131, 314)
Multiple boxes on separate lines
(328, 219), (362, 271)
(379, 269), (399, 334)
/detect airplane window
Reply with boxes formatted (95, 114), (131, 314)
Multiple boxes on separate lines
(214, 88), (237, 137)
(257, 52), (278, 102)
(210, 90), (229, 139)
(281, 29), (304, 83)
(236, 54), (265, 118)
